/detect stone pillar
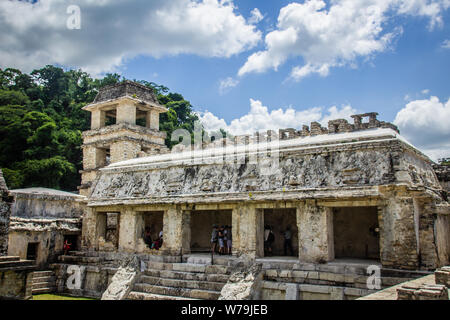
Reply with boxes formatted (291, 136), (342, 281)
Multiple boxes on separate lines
(81, 207), (100, 250)
(91, 109), (106, 130)
(162, 206), (190, 256)
(116, 103), (136, 125)
(417, 200), (439, 270)
(118, 209), (139, 252)
(146, 110), (160, 131)
(110, 141), (141, 163)
(232, 204), (263, 258)
(378, 186), (419, 270)
(296, 201), (334, 263)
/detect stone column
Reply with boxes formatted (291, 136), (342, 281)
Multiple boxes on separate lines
(162, 206), (190, 256)
(417, 199), (439, 270)
(81, 207), (100, 250)
(232, 204), (263, 258)
(378, 186), (419, 270)
(116, 103), (136, 125)
(118, 208), (139, 252)
(296, 200), (334, 263)
(146, 110), (160, 131)
(91, 109), (106, 129)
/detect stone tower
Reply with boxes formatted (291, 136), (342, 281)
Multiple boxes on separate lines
(79, 81), (169, 196)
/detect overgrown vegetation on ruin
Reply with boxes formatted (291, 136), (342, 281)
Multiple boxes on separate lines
(0, 65), (200, 191)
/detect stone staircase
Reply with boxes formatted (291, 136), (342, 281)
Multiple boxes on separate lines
(129, 261), (232, 300)
(32, 271), (56, 295)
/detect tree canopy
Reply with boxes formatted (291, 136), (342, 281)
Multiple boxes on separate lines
(0, 65), (202, 191)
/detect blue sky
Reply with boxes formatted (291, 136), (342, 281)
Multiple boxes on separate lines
(1, 0), (449, 160)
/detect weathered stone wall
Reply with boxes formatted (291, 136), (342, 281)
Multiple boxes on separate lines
(10, 193), (84, 219)
(0, 268), (33, 300)
(0, 169), (12, 256)
(7, 189), (83, 267)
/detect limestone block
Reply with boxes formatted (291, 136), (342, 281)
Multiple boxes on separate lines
(285, 283), (299, 300)
(219, 263), (263, 300)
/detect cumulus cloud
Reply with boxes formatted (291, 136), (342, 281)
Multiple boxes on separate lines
(248, 8), (264, 24)
(442, 39), (450, 48)
(0, 0), (261, 75)
(198, 98), (356, 135)
(238, 0), (450, 80)
(394, 96), (450, 161)
(219, 77), (239, 94)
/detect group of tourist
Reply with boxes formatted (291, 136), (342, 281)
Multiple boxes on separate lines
(210, 224), (232, 255)
(143, 227), (163, 250)
(264, 225), (294, 256)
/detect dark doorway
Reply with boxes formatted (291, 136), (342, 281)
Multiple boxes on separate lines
(333, 207), (380, 260)
(26, 242), (39, 261)
(263, 208), (298, 257)
(63, 235), (79, 252)
(190, 210), (231, 252)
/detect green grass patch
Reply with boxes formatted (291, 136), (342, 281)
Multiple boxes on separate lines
(32, 294), (97, 301)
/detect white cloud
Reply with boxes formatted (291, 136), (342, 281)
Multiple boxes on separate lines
(421, 89), (430, 95)
(219, 77), (239, 94)
(394, 96), (450, 161)
(198, 98), (356, 135)
(442, 39), (450, 48)
(0, 0), (261, 75)
(238, 0), (450, 80)
(248, 8), (264, 24)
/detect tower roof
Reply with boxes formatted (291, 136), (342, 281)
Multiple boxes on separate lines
(83, 81), (167, 113)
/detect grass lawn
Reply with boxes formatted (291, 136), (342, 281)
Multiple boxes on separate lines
(33, 294), (97, 300)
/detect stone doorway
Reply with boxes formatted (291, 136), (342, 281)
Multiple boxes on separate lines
(190, 210), (232, 253)
(26, 242), (39, 261)
(263, 208), (298, 257)
(333, 207), (380, 260)
(139, 211), (164, 250)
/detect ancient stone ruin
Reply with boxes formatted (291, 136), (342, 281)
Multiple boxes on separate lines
(1, 81), (449, 300)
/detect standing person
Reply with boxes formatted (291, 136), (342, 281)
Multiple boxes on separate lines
(63, 240), (72, 255)
(211, 224), (218, 254)
(218, 226), (225, 255)
(143, 227), (152, 248)
(226, 226), (232, 255)
(264, 225), (275, 256)
(283, 225), (293, 256)
(223, 226), (228, 254)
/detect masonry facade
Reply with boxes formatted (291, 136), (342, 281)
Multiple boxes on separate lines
(77, 82), (450, 273)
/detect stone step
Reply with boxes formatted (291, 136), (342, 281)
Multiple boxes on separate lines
(58, 255), (102, 264)
(33, 270), (54, 278)
(128, 291), (200, 301)
(264, 269), (415, 289)
(139, 275), (226, 292)
(33, 276), (56, 284)
(33, 281), (56, 290)
(144, 269), (230, 283)
(0, 256), (20, 262)
(0, 260), (34, 269)
(133, 283), (221, 300)
(205, 265), (231, 275)
(32, 287), (56, 295)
